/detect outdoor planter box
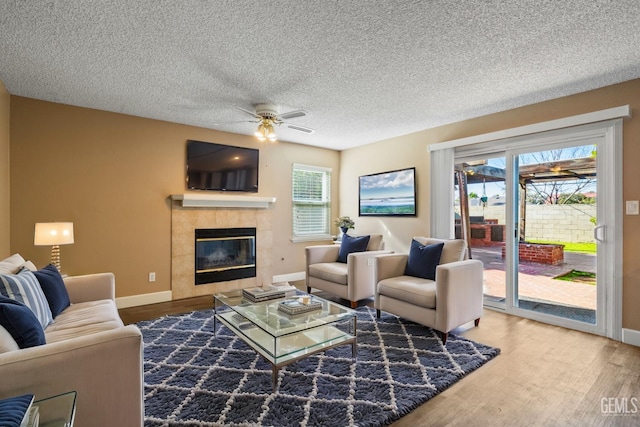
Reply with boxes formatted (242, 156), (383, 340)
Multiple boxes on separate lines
(501, 242), (564, 265)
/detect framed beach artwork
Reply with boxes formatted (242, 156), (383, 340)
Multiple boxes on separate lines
(359, 167), (417, 216)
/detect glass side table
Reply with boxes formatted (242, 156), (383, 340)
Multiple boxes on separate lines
(34, 391), (76, 427)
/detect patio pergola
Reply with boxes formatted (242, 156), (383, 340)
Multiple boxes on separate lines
(454, 157), (596, 256)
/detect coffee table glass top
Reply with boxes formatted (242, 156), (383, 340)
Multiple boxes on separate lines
(214, 289), (357, 369)
(215, 289), (354, 337)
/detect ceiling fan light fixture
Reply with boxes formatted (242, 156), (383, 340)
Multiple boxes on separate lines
(254, 119), (278, 142)
(266, 124), (277, 140)
(238, 104), (312, 142)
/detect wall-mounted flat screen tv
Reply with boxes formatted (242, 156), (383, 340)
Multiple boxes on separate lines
(186, 140), (259, 192)
(359, 167), (417, 216)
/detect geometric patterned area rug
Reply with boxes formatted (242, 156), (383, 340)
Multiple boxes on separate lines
(139, 306), (500, 427)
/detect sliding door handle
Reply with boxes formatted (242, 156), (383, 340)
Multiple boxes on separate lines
(593, 225), (605, 243)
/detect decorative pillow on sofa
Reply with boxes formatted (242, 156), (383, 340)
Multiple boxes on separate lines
(338, 234), (371, 263)
(0, 254), (24, 274)
(33, 264), (71, 318)
(405, 240), (445, 280)
(0, 295), (46, 349)
(0, 270), (53, 329)
(0, 253), (36, 275)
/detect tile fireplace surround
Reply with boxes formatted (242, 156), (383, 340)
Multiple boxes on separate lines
(170, 194), (275, 300)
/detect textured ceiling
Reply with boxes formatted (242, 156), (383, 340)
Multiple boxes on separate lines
(1, 1), (640, 150)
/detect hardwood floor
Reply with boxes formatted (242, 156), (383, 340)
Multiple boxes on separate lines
(119, 297), (640, 427)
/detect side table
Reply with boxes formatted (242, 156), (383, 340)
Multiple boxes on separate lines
(34, 391), (76, 427)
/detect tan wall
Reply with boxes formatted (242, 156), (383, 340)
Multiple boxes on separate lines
(340, 78), (640, 332)
(0, 80), (9, 258)
(9, 97), (339, 298)
(340, 132), (430, 251)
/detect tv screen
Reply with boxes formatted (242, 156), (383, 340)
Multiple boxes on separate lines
(186, 140), (259, 192)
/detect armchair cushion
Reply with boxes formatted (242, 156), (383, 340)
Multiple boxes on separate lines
(405, 240), (444, 280)
(337, 234), (371, 263)
(307, 262), (348, 285)
(377, 276), (436, 309)
(33, 264), (71, 318)
(0, 295), (46, 349)
(366, 234), (384, 251)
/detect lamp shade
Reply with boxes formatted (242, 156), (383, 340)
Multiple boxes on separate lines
(34, 222), (75, 246)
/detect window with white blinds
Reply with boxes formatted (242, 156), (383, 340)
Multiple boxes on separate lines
(292, 163), (332, 241)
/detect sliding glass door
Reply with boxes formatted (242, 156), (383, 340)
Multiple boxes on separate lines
(444, 120), (622, 337)
(512, 142), (598, 326)
(454, 154), (507, 309)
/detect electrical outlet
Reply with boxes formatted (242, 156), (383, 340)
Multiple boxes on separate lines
(626, 200), (639, 215)
(148, 272), (156, 282)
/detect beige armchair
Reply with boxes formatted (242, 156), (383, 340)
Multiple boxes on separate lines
(306, 234), (393, 308)
(374, 237), (483, 344)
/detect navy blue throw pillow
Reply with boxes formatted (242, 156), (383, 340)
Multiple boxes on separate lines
(33, 264), (70, 318)
(0, 295), (46, 348)
(0, 393), (35, 427)
(404, 240), (445, 280)
(337, 234), (371, 263)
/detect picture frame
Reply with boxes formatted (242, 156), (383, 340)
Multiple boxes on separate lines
(359, 167), (417, 216)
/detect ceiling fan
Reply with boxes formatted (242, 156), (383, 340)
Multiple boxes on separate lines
(214, 103), (315, 142)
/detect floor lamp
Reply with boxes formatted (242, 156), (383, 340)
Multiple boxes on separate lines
(34, 222), (74, 272)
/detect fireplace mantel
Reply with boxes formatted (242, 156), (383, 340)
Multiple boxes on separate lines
(171, 193), (276, 209)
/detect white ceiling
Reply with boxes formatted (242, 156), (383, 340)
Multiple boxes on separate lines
(1, 1), (640, 151)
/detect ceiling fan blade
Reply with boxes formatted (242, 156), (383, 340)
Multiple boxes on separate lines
(279, 109), (307, 120)
(211, 120), (258, 126)
(284, 122), (315, 134)
(236, 106), (261, 118)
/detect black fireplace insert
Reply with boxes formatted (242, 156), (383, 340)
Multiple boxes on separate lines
(194, 227), (256, 285)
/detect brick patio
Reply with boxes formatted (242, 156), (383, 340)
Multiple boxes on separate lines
(472, 245), (597, 310)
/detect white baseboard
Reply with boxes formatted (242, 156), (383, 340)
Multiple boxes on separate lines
(116, 291), (173, 309)
(622, 328), (640, 347)
(273, 271), (305, 283)
(116, 273), (306, 309)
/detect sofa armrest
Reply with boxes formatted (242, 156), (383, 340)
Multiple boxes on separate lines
(347, 250), (393, 301)
(0, 325), (144, 426)
(374, 253), (409, 282)
(64, 272), (115, 303)
(434, 259), (484, 333)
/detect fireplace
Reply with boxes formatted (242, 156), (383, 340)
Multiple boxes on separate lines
(171, 194), (274, 300)
(195, 227), (256, 285)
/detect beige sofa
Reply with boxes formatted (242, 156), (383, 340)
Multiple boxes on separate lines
(306, 234), (393, 308)
(0, 272), (144, 426)
(374, 237), (484, 344)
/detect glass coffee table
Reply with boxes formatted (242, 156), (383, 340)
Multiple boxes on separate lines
(214, 290), (357, 389)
